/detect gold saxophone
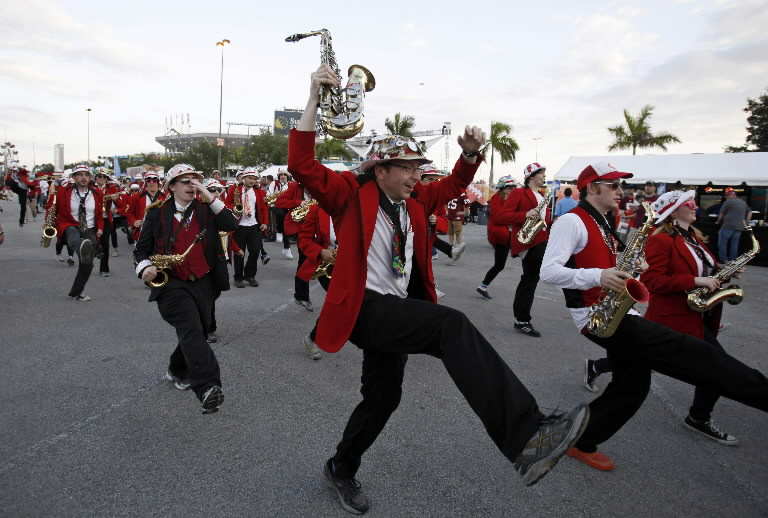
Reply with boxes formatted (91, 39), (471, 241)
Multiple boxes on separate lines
(686, 226), (760, 312)
(264, 191), (282, 207)
(517, 186), (552, 245)
(285, 29), (375, 139)
(146, 229), (208, 288)
(41, 184), (58, 248)
(312, 249), (337, 280)
(290, 199), (317, 222)
(587, 202), (654, 338)
(232, 185), (243, 217)
(219, 231), (229, 259)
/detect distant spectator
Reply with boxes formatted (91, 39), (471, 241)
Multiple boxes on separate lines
(716, 190), (751, 261)
(633, 181), (659, 226)
(554, 188), (577, 217)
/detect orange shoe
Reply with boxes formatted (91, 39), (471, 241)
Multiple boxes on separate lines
(567, 447), (615, 471)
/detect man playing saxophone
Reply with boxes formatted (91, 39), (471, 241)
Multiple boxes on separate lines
(135, 164), (239, 414)
(541, 163), (768, 472)
(224, 168), (268, 288)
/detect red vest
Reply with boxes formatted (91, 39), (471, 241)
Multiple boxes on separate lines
(169, 215), (209, 281)
(563, 207), (617, 309)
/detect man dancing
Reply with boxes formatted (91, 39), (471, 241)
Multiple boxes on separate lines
(225, 168), (268, 288)
(288, 64), (589, 515)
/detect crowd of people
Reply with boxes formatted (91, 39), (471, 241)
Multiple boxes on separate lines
(2, 65), (766, 516)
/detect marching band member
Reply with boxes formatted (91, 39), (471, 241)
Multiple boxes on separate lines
(127, 171), (164, 243)
(93, 169), (120, 277)
(135, 164), (238, 415)
(203, 178), (235, 344)
(273, 174), (311, 260)
(225, 168), (268, 288)
(48, 176), (75, 265)
(267, 170), (291, 246)
(493, 162), (551, 337)
(5, 162), (35, 227)
(540, 162), (768, 472)
(476, 175), (516, 298)
(54, 164), (104, 301)
(112, 182), (136, 248)
(288, 64), (589, 514)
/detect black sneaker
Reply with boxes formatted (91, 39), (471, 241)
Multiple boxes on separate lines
(71, 294), (92, 302)
(165, 370), (190, 390)
(67, 256), (75, 266)
(514, 403), (590, 486)
(207, 331), (218, 344)
(584, 359), (600, 393)
(79, 239), (93, 265)
(235, 279), (245, 288)
(295, 299), (314, 312)
(476, 287), (493, 300)
(514, 322), (541, 337)
(246, 277), (259, 287)
(323, 460), (369, 515)
(683, 416), (739, 446)
(201, 386), (224, 414)
(261, 252), (271, 265)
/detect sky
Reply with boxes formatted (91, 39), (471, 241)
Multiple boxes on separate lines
(2, 0), (767, 182)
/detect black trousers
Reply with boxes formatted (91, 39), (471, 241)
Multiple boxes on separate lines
(481, 244), (511, 286)
(63, 226), (96, 297)
(512, 241), (546, 322)
(99, 218), (112, 273)
(434, 236), (453, 257)
(113, 216), (134, 245)
(233, 225), (263, 281)
(8, 183), (27, 225)
(329, 290), (542, 479)
(295, 249), (331, 301)
(157, 275), (221, 399)
(576, 314), (768, 452)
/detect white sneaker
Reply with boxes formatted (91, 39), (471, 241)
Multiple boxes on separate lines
(281, 248), (294, 259)
(56, 255), (65, 262)
(436, 288), (446, 299)
(303, 334), (322, 360)
(112, 249), (119, 257)
(452, 242), (467, 261)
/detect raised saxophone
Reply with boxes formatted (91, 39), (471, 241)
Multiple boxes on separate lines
(290, 199), (317, 223)
(146, 229), (207, 288)
(587, 202), (654, 338)
(517, 185), (552, 245)
(686, 226), (760, 312)
(285, 29), (375, 139)
(41, 184), (58, 248)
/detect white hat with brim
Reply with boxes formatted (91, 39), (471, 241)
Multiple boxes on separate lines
(166, 163), (204, 183)
(652, 190), (696, 224)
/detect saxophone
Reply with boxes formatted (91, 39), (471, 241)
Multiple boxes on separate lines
(517, 185), (552, 245)
(686, 226), (760, 312)
(285, 29), (375, 139)
(587, 202), (654, 338)
(41, 184), (58, 248)
(146, 229), (207, 288)
(312, 249), (337, 280)
(232, 185), (243, 218)
(264, 191), (282, 207)
(290, 199), (318, 223)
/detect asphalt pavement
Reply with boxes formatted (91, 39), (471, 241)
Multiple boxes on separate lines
(1, 199), (766, 517)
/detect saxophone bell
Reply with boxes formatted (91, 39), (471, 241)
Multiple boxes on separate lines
(147, 270), (170, 288)
(41, 225), (57, 248)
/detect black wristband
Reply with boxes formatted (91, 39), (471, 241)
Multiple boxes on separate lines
(462, 150), (480, 158)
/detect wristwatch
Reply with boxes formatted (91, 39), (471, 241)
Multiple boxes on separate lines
(462, 150), (480, 158)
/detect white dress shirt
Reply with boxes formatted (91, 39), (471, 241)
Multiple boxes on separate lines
(238, 188), (258, 227)
(69, 188), (96, 229)
(366, 198), (414, 298)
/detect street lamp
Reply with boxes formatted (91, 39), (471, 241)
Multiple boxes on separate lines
(532, 137), (543, 162)
(216, 39), (230, 172)
(86, 108), (92, 163)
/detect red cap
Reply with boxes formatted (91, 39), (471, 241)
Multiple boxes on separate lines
(576, 162), (633, 191)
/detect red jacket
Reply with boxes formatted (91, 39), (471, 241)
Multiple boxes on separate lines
(127, 190), (166, 240)
(297, 204), (333, 282)
(94, 183), (120, 225)
(274, 182), (307, 235)
(497, 187), (551, 256)
(641, 231), (721, 339)
(54, 184), (105, 236)
(486, 191), (511, 247)
(224, 184), (269, 225)
(288, 129), (480, 352)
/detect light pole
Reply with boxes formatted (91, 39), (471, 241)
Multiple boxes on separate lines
(216, 39), (230, 172)
(532, 137), (543, 162)
(86, 108), (92, 163)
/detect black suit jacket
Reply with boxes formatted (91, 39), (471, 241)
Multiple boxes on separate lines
(134, 198), (239, 301)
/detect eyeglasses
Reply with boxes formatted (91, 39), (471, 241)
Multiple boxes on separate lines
(388, 163), (423, 175)
(680, 200), (698, 210)
(593, 181), (622, 191)
(175, 178), (193, 185)
(208, 188), (223, 193)
(422, 178), (439, 183)
(145, 178), (160, 183)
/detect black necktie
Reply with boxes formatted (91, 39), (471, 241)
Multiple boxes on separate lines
(78, 191), (88, 231)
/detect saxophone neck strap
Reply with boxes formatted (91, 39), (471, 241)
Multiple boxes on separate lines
(578, 200), (626, 253)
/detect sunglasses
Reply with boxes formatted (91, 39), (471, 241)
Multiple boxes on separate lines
(208, 188), (223, 193)
(175, 178), (193, 185)
(145, 178), (160, 183)
(593, 181), (622, 191)
(680, 200), (698, 210)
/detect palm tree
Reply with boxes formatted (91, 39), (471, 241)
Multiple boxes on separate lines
(607, 105), (681, 155)
(384, 113), (416, 137)
(316, 137), (352, 161)
(480, 121), (519, 186)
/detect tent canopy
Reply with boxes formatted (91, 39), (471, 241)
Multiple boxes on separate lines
(555, 153), (768, 186)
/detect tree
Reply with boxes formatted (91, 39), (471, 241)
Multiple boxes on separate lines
(316, 137), (352, 161)
(480, 121), (519, 186)
(384, 113), (415, 137)
(241, 130), (289, 171)
(607, 105), (681, 155)
(725, 88), (768, 152)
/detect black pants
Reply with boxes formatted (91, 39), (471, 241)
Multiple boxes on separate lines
(8, 182), (27, 225)
(99, 218), (112, 273)
(157, 275), (221, 400)
(233, 225), (263, 281)
(113, 216), (134, 245)
(329, 290), (542, 479)
(481, 244), (511, 286)
(56, 239), (74, 257)
(434, 236), (453, 257)
(294, 249), (331, 301)
(63, 226), (96, 297)
(592, 326), (725, 422)
(576, 314), (768, 452)
(513, 241), (546, 322)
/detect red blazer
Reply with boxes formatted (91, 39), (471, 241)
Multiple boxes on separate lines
(94, 183), (120, 224)
(496, 187), (551, 255)
(54, 184), (105, 236)
(486, 191), (511, 247)
(288, 129), (480, 352)
(225, 184), (269, 225)
(274, 182), (307, 235)
(297, 204), (332, 282)
(127, 190), (166, 240)
(642, 231), (721, 339)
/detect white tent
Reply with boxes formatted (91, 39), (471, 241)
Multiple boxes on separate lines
(555, 153), (768, 186)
